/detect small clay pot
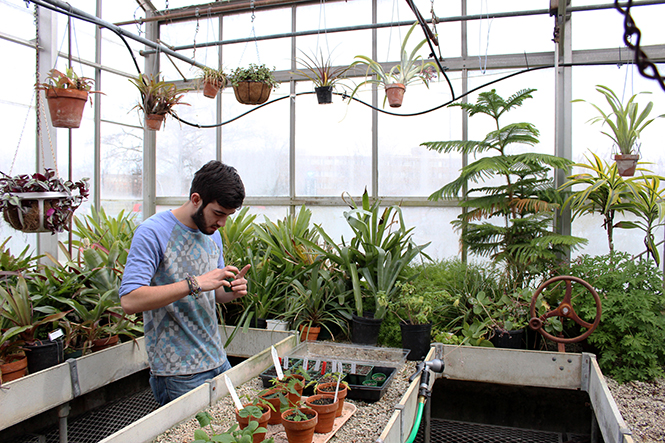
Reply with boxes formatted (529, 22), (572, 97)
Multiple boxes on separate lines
(304, 394), (338, 433)
(281, 407), (318, 443)
(259, 387), (285, 425)
(316, 382), (347, 417)
(235, 404), (270, 443)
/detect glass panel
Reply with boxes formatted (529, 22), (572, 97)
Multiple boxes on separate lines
(378, 80), (463, 197)
(221, 85), (290, 197)
(159, 17), (220, 81)
(155, 90), (218, 196)
(466, 14), (553, 56)
(402, 207), (462, 261)
(101, 71), (141, 126)
(296, 30), (371, 70)
(100, 120), (143, 210)
(297, 0), (370, 31)
(101, 27), (144, 73)
(56, 12), (97, 64)
(295, 82), (372, 197)
(1, 0), (36, 41)
(103, 0), (142, 23)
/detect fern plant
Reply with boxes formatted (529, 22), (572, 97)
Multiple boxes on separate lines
(421, 88), (586, 291)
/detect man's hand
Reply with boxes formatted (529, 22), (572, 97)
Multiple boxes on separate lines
(205, 264), (251, 302)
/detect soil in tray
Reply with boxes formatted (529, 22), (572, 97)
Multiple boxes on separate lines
(263, 358), (302, 377)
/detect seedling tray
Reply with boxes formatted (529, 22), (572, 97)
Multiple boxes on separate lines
(346, 366), (396, 402)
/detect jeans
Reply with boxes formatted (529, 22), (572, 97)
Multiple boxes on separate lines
(149, 359), (232, 406)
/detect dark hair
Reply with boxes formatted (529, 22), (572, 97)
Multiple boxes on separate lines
(190, 161), (245, 209)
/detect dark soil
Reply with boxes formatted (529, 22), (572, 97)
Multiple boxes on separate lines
(310, 397), (335, 405)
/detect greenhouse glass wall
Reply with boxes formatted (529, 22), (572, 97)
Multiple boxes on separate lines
(1, 0), (665, 264)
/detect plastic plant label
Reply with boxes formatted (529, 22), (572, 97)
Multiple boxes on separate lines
(313, 360), (321, 371)
(350, 362), (357, 373)
(271, 346), (284, 380)
(303, 359), (308, 371)
(224, 375), (244, 411)
(48, 328), (64, 341)
(334, 375), (341, 403)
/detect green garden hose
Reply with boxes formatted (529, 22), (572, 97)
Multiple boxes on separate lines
(405, 398), (426, 443)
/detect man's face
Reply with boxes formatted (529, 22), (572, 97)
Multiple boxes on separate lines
(191, 201), (236, 235)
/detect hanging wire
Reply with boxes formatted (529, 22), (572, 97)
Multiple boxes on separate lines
(133, 6), (144, 37)
(237, 0), (261, 66)
(316, 0), (330, 56)
(192, 7), (200, 60)
(478, 0), (492, 74)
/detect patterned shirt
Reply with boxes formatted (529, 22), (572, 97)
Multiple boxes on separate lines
(119, 211), (227, 376)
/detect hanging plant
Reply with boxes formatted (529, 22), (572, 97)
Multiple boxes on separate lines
(35, 68), (103, 129)
(293, 50), (350, 104)
(230, 64), (279, 105)
(198, 66), (228, 99)
(348, 22), (438, 108)
(129, 73), (190, 131)
(0, 168), (89, 234)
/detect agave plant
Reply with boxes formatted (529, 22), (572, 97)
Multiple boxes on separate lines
(129, 73), (190, 117)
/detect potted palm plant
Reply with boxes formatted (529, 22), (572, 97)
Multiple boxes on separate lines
(36, 67), (103, 128)
(0, 169), (90, 234)
(349, 22), (438, 108)
(198, 66), (228, 99)
(230, 64), (279, 105)
(129, 73), (190, 130)
(574, 84), (664, 176)
(293, 50), (350, 104)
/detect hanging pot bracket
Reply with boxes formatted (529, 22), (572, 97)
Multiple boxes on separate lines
(4, 191), (70, 233)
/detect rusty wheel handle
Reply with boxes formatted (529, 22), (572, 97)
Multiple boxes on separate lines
(529, 275), (602, 344)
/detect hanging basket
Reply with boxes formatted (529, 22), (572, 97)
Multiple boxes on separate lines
(232, 81), (272, 105)
(45, 88), (89, 128)
(614, 154), (639, 177)
(145, 114), (165, 131)
(384, 83), (406, 108)
(1, 191), (71, 233)
(315, 86), (333, 104)
(203, 80), (222, 99)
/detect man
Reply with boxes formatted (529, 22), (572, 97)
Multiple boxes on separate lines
(119, 161), (251, 406)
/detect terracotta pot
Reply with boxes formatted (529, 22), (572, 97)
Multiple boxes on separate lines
(203, 79), (222, 98)
(91, 335), (119, 352)
(145, 114), (165, 131)
(384, 83), (406, 108)
(45, 88), (89, 128)
(316, 382), (347, 417)
(304, 394), (338, 433)
(235, 404), (270, 443)
(0, 354), (28, 383)
(259, 387), (286, 425)
(299, 324), (321, 342)
(233, 81), (272, 105)
(614, 154), (639, 177)
(281, 407), (318, 443)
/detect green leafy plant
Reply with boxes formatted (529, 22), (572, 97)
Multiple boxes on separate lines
(573, 84), (664, 155)
(0, 169), (90, 234)
(0, 237), (41, 277)
(36, 67), (97, 92)
(282, 407), (313, 422)
(568, 252), (665, 383)
(230, 64), (279, 90)
(199, 66), (228, 88)
(129, 72), (190, 117)
(384, 281), (436, 325)
(422, 88), (586, 291)
(293, 49), (350, 88)
(193, 411), (273, 443)
(559, 152), (636, 254)
(349, 22), (438, 107)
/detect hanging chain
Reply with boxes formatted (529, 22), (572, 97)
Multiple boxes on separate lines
(192, 7), (200, 60)
(34, 3), (43, 172)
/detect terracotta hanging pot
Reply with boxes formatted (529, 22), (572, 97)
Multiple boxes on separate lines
(145, 114), (165, 131)
(203, 80), (222, 99)
(384, 83), (406, 108)
(45, 88), (89, 128)
(0, 354), (28, 383)
(281, 407), (318, 443)
(316, 382), (347, 417)
(235, 404), (271, 443)
(259, 387), (286, 424)
(315, 86), (333, 104)
(299, 324), (321, 342)
(304, 394), (338, 433)
(233, 81), (272, 105)
(614, 154), (639, 177)
(91, 335), (119, 353)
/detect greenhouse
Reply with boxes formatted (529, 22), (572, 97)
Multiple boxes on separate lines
(1, 0), (664, 442)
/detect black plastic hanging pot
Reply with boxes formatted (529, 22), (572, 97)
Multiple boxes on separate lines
(315, 86), (333, 104)
(351, 313), (383, 346)
(400, 322), (432, 361)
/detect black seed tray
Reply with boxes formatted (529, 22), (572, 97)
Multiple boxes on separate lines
(345, 366), (396, 402)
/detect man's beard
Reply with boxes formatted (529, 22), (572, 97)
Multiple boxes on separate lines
(191, 205), (216, 235)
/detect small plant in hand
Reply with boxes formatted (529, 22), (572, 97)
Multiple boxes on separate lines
(0, 168), (90, 234)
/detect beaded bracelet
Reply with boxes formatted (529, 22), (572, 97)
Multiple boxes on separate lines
(185, 273), (202, 298)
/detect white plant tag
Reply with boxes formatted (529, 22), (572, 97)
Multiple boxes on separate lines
(334, 375), (341, 403)
(48, 329), (64, 341)
(313, 360), (321, 371)
(224, 375), (244, 411)
(303, 359), (308, 371)
(271, 346), (284, 380)
(350, 362), (357, 373)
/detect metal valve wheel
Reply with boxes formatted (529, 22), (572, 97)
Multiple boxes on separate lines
(529, 275), (602, 347)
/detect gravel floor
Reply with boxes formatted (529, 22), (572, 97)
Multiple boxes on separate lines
(153, 364), (664, 443)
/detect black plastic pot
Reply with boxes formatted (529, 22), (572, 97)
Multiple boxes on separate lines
(400, 322), (432, 361)
(490, 328), (525, 349)
(249, 318), (267, 329)
(351, 313), (383, 346)
(315, 86), (333, 104)
(24, 338), (64, 374)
